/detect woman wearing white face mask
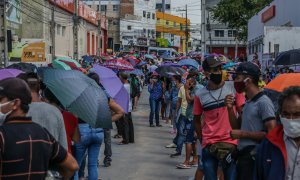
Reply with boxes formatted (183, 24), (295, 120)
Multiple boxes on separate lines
(255, 86), (300, 180)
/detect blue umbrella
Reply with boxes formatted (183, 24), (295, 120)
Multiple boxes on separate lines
(144, 54), (154, 60)
(124, 69), (144, 76)
(223, 62), (238, 70)
(136, 61), (147, 67)
(178, 59), (199, 69)
(82, 55), (93, 62)
(43, 69), (112, 128)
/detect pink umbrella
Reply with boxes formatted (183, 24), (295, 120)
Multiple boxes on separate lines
(102, 59), (134, 70)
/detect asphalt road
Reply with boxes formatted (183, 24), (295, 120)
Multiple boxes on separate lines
(99, 88), (195, 180)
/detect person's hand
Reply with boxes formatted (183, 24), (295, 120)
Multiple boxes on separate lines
(150, 79), (154, 84)
(184, 82), (191, 90)
(225, 94), (235, 109)
(230, 130), (244, 140)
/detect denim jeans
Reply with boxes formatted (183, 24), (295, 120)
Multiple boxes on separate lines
(202, 147), (237, 180)
(149, 98), (161, 125)
(174, 114), (187, 154)
(74, 124), (104, 180)
(103, 128), (112, 163)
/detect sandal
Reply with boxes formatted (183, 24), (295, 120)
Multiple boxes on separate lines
(118, 141), (128, 145)
(113, 134), (122, 139)
(189, 162), (198, 167)
(176, 163), (191, 169)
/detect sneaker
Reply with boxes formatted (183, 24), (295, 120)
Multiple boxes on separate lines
(150, 124), (155, 127)
(165, 143), (177, 148)
(170, 152), (181, 158)
(156, 124), (162, 127)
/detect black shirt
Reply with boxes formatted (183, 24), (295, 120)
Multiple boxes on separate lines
(0, 117), (67, 179)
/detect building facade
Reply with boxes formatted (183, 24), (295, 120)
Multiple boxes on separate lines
(83, 0), (121, 53)
(247, 0), (300, 68)
(203, 0), (246, 58)
(156, 11), (190, 53)
(119, 0), (156, 51)
(6, 0), (107, 65)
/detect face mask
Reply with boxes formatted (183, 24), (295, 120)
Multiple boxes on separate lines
(281, 117), (300, 138)
(210, 73), (222, 85)
(234, 78), (249, 93)
(0, 101), (13, 123)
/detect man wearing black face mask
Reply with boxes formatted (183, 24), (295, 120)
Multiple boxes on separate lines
(193, 56), (245, 179)
(225, 62), (276, 180)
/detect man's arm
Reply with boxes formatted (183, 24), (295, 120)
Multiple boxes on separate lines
(230, 130), (266, 141)
(225, 95), (242, 129)
(194, 115), (202, 140)
(176, 98), (182, 113)
(109, 99), (125, 122)
(57, 153), (79, 178)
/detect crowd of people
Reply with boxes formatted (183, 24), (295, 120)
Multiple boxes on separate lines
(146, 55), (300, 180)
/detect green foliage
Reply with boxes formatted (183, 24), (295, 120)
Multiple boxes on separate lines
(211, 0), (273, 41)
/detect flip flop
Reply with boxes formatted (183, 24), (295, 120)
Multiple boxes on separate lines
(176, 163), (191, 169)
(189, 162), (198, 167)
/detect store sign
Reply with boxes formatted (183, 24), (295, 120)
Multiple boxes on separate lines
(9, 39), (45, 62)
(149, 39), (156, 47)
(262, 5), (276, 23)
(137, 38), (147, 46)
(173, 36), (181, 47)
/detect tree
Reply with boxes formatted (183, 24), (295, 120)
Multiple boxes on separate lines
(211, 0), (273, 41)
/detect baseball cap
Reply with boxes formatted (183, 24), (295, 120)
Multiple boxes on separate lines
(202, 56), (223, 71)
(235, 62), (261, 77)
(0, 78), (32, 105)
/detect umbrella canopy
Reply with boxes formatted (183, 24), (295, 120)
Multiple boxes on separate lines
(178, 59), (199, 69)
(43, 69), (112, 128)
(126, 58), (138, 66)
(0, 69), (24, 80)
(161, 62), (181, 67)
(7, 63), (37, 73)
(102, 59), (134, 70)
(144, 54), (154, 60)
(274, 49), (300, 66)
(265, 73), (300, 92)
(149, 65), (158, 72)
(223, 62), (239, 70)
(82, 55), (93, 62)
(124, 69), (144, 76)
(263, 88), (281, 112)
(52, 57), (81, 71)
(90, 65), (129, 113)
(136, 61), (147, 67)
(155, 66), (186, 77)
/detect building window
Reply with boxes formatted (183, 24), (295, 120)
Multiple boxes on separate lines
(174, 22), (176, 27)
(143, 11), (146, 18)
(166, 21), (169, 25)
(228, 30), (237, 37)
(113, 20), (119, 26)
(127, 25), (132, 30)
(62, 26), (66, 36)
(147, 12), (151, 19)
(57, 24), (61, 35)
(215, 30), (224, 37)
(143, 28), (146, 33)
(156, 32), (161, 38)
(101, 5), (107, 12)
(113, 5), (119, 11)
(152, 13), (155, 20)
(156, 4), (162, 9)
(96, 5), (100, 11)
(157, 18), (160, 23)
(166, 4), (171, 10)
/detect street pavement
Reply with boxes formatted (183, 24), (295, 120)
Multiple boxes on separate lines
(99, 87), (195, 180)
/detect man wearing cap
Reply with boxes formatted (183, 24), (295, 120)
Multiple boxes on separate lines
(225, 62), (276, 180)
(0, 78), (78, 179)
(193, 56), (245, 179)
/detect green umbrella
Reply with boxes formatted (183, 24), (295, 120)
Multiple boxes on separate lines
(52, 57), (81, 70)
(43, 69), (112, 128)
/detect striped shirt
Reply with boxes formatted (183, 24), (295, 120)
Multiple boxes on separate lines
(193, 81), (245, 148)
(0, 117), (67, 179)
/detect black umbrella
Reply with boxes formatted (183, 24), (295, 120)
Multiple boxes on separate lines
(155, 66), (186, 77)
(274, 49), (300, 66)
(7, 63), (37, 73)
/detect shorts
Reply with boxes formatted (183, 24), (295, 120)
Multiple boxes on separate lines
(184, 118), (196, 144)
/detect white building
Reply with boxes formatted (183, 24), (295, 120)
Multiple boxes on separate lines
(120, 0), (156, 51)
(247, 0), (300, 68)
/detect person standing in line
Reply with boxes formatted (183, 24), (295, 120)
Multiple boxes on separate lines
(148, 73), (163, 127)
(0, 78), (78, 179)
(193, 56), (245, 180)
(254, 86), (300, 180)
(19, 73), (68, 150)
(119, 73), (135, 144)
(225, 62), (276, 180)
(165, 75), (182, 148)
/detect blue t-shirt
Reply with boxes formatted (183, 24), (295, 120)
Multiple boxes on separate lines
(148, 82), (163, 100)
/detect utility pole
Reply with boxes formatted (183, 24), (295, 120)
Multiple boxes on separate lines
(185, 4), (188, 55)
(201, 0), (206, 61)
(1, 0), (8, 67)
(162, 0), (166, 13)
(73, 0), (79, 60)
(97, 0), (101, 56)
(51, 1), (56, 61)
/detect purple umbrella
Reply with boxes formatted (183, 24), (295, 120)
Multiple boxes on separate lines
(162, 62), (181, 67)
(90, 65), (129, 113)
(0, 69), (24, 80)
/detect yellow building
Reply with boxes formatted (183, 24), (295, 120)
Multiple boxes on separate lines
(156, 11), (191, 53)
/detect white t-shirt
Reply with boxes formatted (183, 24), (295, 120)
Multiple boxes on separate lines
(124, 83), (132, 112)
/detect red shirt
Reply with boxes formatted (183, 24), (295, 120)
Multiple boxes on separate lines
(62, 111), (78, 153)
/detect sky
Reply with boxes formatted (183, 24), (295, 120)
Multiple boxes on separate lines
(171, 0), (202, 25)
